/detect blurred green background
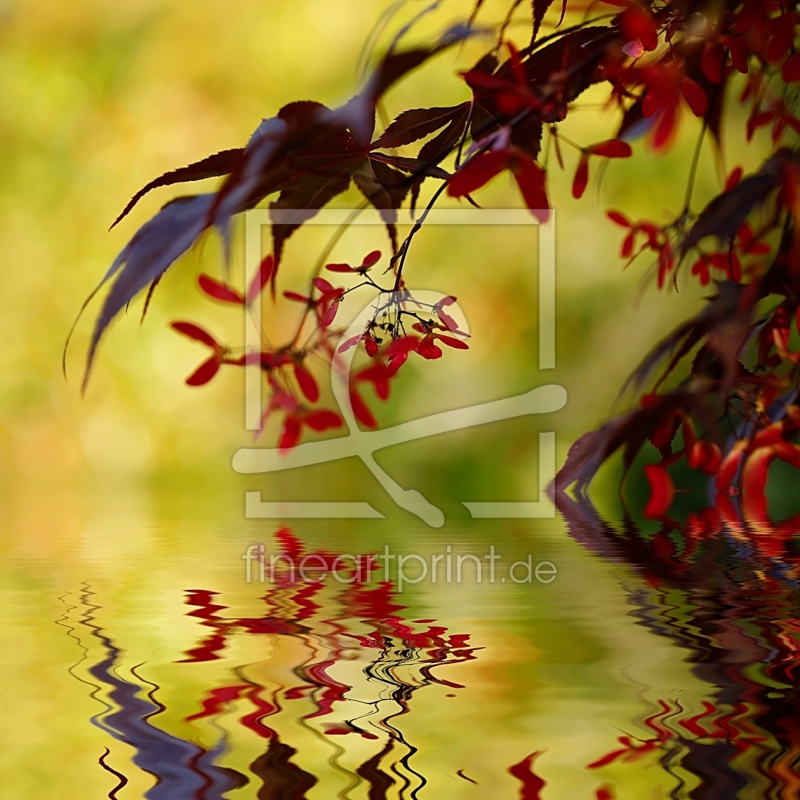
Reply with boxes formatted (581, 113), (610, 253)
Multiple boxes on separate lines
(0, 0), (771, 518)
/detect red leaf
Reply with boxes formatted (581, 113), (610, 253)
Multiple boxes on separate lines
(275, 527), (304, 559)
(766, 27), (793, 63)
(588, 140), (632, 158)
(572, 153), (590, 199)
(279, 415), (302, 452)
(320, 298), (339, 328)
(690, 255), (710, 286)
(643, 463), (674, 518)
(606, 210), (632, 228)
(701, 43), (725, 83)
(724, 166), (743, 192)
(382, 335), (420, 357)
(727, 40), (749, 74)
(619, 8), (659, 51)
(783, 52), (800, 83)
(294, 363), (320, 403)
(622, 230), (636, 258)
(358, 363), (392, 400)
(171, 321), (219, 349)
(657, 245), (675, 288)
(700, 442), (722, 475)
(775, 440), (800, 467)
(326, 263), (357, 273)
(512, 157), (550, 222)
(185, 685), (250, 720)
(447, 150), (509, 198)
(678, 701), (717, 738)
(364, 335), (379, 357)
(509, 752), (546, 800)
(362, 249), (381, 267)
(247, 254), (275, 305)
(356, 363), (393, 383)
(305, 410), (343, 432)
(313, 277), (336, 295)
(437, 335), (469, 349)
(198, 274), (245, 304)
(417, 335), (443, 359)
(652, 102), (679, 151)
(284, 291), (310, 303)
(186, 354), (221, 387)
(681, 78), (707, 117)
(350, 387), (378, 428)
(387, 350), (409, 376)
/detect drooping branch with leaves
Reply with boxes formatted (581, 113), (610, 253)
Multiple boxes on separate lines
(75, 0), (800, 519)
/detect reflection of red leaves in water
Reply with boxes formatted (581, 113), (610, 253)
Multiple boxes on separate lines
(180, 529), (479, 750)
(186, 684), (277, 739)
(587, 697), (768, 781)
(509, 751), (546, 799)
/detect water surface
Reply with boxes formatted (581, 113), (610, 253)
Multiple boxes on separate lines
(2, 492), (798, 799)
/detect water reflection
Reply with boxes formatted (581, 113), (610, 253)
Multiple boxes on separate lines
(53, 503), (800, 798)
(60, 532), (504, 799)
(63, 586), (247, 798)
(557, 492), (800, 798)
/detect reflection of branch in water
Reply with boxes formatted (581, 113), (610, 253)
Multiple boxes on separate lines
(98, 747), (128, 800)
(556, 492), (800, 799)
(63, 586), (248, 800)
(249, 736), (318, 800)
(356, 740), (395, 800)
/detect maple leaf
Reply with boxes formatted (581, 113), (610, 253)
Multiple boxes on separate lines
(467, 27), (619, 161)
(111, 148), (245, 230)
(81, 30), (475, 385)
(553, 389), (702, 495)
(82, 193), (215, 389)
(352, 159), (412, 253)
(532, 0), (559, 43)
(681, 150), (791, 254)
(373, 104), (469, 149)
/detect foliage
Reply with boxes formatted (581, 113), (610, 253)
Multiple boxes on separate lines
(77, 0), (800, 518)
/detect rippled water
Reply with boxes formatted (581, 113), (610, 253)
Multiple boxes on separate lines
(3, 492), (799, 799)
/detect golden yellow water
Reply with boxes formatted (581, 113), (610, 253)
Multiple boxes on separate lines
(9, 485), (799, 799)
